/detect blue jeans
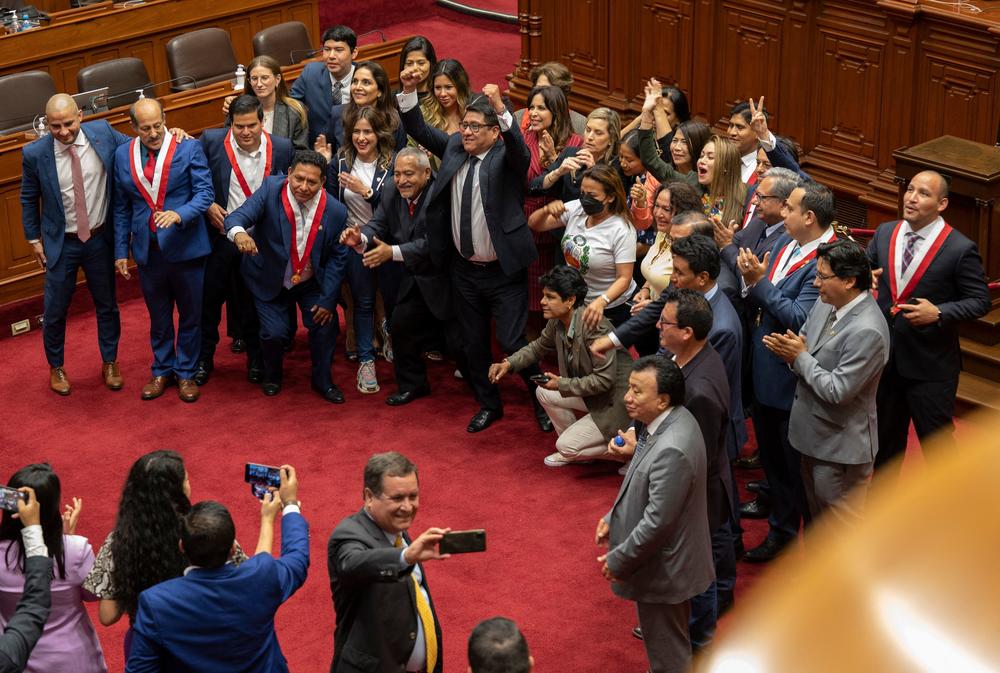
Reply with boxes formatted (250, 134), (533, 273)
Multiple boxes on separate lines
(344, 253), (376, 361)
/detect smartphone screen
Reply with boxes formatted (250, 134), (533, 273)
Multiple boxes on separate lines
(244, 463), (281, 488)
(439, 529), (487, 554)
(0, 486), (26, 513)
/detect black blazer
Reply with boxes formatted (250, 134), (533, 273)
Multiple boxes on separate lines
(528, 146), (626, 202)
(0, 555), (52, 673)
(400, 104), (537, 276)
(867, 219), (990, 382)
(271, 102), (309, 151)
(328, 510), (443, 673)
(362, 177), (452, 321)
(721, 216), (787, 275)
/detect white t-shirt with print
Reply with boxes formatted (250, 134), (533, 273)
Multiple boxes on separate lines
(559, 200), (637, 308)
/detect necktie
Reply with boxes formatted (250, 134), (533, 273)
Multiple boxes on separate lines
(408, 200), (416, 218)
(823, 310), (838, 336)
(632, 428), (650, 464)
(144, 149), (157, 233)
(459, 156), (479, 258)
(331, 80), (343, 104)
(901, 232), (921, 274)
(747, 171), (759, 187)
(67, 145), (90, 242)
(394, 534), (438, 672)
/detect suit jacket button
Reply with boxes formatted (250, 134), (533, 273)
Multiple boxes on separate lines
(410, 632), (416, 640)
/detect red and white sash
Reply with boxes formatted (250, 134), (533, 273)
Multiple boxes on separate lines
(128, 133), (177, 219)
(225, 130), (272, 198)
(887, 219), (952, 313)
(768, 227), (836, 285)
(281, 181), (325, 284)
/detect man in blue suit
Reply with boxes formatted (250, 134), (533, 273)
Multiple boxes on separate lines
(290, 25), (357, 145)
(198, 95), (294, 386)
(114, 98), (214, 403)
(737, 181), (835, 563)
(21, 94), (129, 396)
(225, 150), (349, 402)
(126, 465), (309, 673)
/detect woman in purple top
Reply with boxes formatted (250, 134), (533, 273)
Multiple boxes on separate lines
(0, 464), (106, 673)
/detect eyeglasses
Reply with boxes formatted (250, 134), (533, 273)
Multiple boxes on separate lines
(459, 122), (494, 133)
(814, 271), (838, 282)
(655, 318), (678, 328)
(755, 193), (783, 203)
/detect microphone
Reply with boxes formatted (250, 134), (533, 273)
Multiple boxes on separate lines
(290, 47), (321, 63)
(103, 75), (199, 108)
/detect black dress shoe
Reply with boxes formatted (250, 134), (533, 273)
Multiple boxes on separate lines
(742, 537), (787, 563)
(261, 382), (281, 396)
(532, 402), (554, 433)
(631, 626), (643, 640)
(230, 338), (246, 354)
(247, 359), (263, 384)
(740, 497), (770, 519)
(313, 383), (345, 404)
(747, 479), (770, 494)
(734, 452), (762, 470)
(193, 361), (213, 386)
(386, 387), (430, 406)
(467, 408), (502, 433)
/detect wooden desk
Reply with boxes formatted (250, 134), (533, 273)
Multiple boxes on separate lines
(0, 0), (319, 94)
(0, 36), (410, 308)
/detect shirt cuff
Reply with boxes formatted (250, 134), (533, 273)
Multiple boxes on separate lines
(281, 504), (301, 516)
(27, 239), (41, 245)
(497, 109), (513, 133)
(759, 131), (776, 152)
(608, 332), (623, 349)
(392, 245), (403, 262)
(354, 233), (369, 255)
(227, 225), (246, 242)
(21, 525), (47, 558)
(397, 90), (419, 113)
(399, 548), (410, 568)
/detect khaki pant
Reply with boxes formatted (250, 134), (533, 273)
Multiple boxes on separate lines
(535, 387), (608, 461)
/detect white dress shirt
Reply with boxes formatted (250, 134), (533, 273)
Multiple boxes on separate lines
(226, 132), (269, 212)
(55, 131), (109, 233)
(739, 131), (777, 183)
(284, 183), (322, 288)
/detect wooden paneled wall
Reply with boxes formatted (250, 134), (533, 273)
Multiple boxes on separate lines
(509, 0), (1000, 228)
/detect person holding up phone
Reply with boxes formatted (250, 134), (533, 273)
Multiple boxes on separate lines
(489, 266), (633, 468)
(328, 452), (449, 673)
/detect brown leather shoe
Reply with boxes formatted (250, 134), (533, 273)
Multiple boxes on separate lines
(102, 361), (124, 390)
(177, 378), (200, 403)
(49, 367), (71, 396)
(141, 375), (173, 400)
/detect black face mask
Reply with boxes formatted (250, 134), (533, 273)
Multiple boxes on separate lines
(580, 194), (605, 216)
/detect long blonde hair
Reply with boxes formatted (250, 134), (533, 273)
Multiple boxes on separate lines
(706, 136), (746, 226)
(248, 55), (307, 129)
(422, 59), (470, 131)
(586, 107), (621, 165)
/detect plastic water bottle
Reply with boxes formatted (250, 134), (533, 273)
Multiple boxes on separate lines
(614, 436), (625, 447)
(10, 14), (20, 32)
(234, 65), (245, 91)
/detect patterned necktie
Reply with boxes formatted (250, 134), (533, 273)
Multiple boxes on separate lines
(901, 231), (921, 274)
(144, 149), (157, 233)
(331, 80), (343, 104)
(632, 428), (650, 464)
(459, 156), (479, 258)
(67, 144), (90, 242)
(395, 534), (438, 672)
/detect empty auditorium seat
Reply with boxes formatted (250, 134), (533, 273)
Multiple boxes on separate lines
(165, 28), (239, 91)
(252, 21), (314, 67)
(77, 57), (151, 108)
(0, 70), (56, 136)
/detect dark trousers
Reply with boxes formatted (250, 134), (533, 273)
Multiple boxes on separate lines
(874, 358), (957, 473)
(451, 259), (541, 412)
(137, 246), (205, 380)
(42, 232), (120, 367)
(689, 519), (736, 649)
(390, 280), (462, 393)
(254, 278), (337, 390)
(752, 402), (808, 543)
(200, 233), (260, 364)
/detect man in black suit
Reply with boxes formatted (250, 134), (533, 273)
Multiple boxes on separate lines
(341, 147), (463, 406)
(656, 289), (734, 649)
(328, 452), (448, 673)
(0, 488), (52, 673)
(867, 170), (990, 473)
(396, 72), (551, 433)
(198, 95), (294, 385)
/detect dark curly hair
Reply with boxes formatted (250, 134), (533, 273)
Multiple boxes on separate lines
(1, 464), (66, 579)
(109, 450), (190, 619)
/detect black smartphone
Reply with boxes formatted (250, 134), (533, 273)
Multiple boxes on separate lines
(244, 463), (281, 500)
(439, 529), (486, 554)
(530, 374), (550, 384)
(0, 486), (27, 512)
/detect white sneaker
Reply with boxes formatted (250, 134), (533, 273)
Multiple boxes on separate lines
(543, 452), (571, 467)
(357, 360), (379, 394)
(453, 368), (463, 379)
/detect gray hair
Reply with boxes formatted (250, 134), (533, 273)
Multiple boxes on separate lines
(394, 146), (431, 170)
(763, 167), (800, 199)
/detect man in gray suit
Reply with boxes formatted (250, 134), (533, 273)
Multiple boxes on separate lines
(596, 356), (714, 673)
(764, 239), (890, 525)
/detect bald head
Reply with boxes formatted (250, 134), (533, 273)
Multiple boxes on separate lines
(913, 170), (949, 199)
(130, 98), (167, 151)
(903, 170), (949, 230)
(45, 94), (83, 145)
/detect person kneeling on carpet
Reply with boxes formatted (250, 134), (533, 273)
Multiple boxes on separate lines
(489, 266), (633, 468)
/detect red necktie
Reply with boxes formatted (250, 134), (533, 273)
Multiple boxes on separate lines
(144, 150), (157, 232)
(408, 200), (415, 218)
(67, 145), (91, 242)
(747, 171), (759, 187)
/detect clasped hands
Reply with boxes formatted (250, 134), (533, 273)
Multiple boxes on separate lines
(736, 247), (771, 286)
(762, 329), (807, 364)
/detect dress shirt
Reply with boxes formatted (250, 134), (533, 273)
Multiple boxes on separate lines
(739, 131), (776, 183)
(283, 183), (321, 288)
(55, 132), (108, 232)
(894, 216), (946, 284)
(226, 132), (269, 212)
(704, 283), (719, 302)
(343, 159), (376, 228)
(20, 525), (47, 558)
(331, 66), (354, 104)
(644, 406), (674, 436)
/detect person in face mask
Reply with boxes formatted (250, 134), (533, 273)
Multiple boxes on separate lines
(529, 164), (637, 328)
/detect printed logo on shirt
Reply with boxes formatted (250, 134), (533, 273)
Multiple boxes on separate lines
(562, 233), (590, 274)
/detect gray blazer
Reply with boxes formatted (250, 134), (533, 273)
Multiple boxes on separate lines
(271, 101), (309, 151)
(605, 406), (714, 604)
(506, 308), (633, 439)
(789, 293), (890, 465)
